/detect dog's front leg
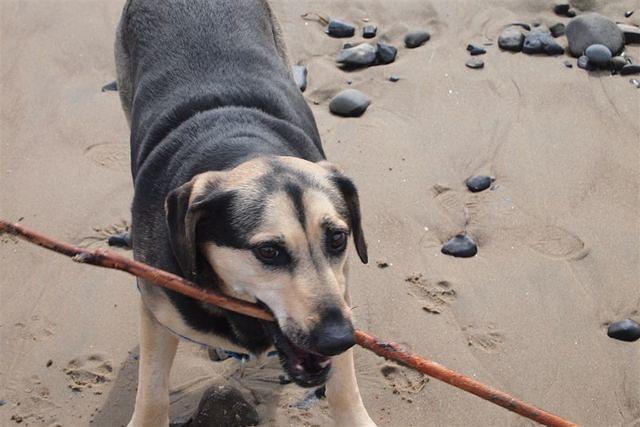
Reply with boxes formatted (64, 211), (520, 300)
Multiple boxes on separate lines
(128, 300), (179, 427)
(326, 348), (377, 426)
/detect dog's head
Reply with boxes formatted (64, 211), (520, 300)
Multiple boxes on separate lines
(165, 156), (367, 387)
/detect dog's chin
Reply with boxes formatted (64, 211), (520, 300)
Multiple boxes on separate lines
(264, 321), (332, 388)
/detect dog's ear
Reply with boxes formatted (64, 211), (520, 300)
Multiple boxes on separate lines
(330, 173), (368, 264)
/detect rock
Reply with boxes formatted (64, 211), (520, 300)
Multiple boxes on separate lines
(630, 78), (640, 88)
(566, 9), (576, 18)
(107, 231), (132, 248)
(441, 235), (478, 258)
(565, 13), (625, 56)
(375, 42), (397, 64)
(329, 89), (371, 117)
(550, 23), (566, 38)
(326, 19), (355, 38)
(0, 399), (6, 406)
(336, 43), (377, 67)
(553, 3), (570, 16)
(466, 175), (494, 192)
(404, 30), (430, 48)
(620, 64), (640, 75)
(509, 22), (531, 31)
(607, 319), (640, 342)
(625, 10), (634, 18)
(466, 44), (486, 55)
(617, 23), (640, 44)
(101, 81), (117, 92)
(343, 42), (356, 49)
(564, 60), (574, 68)
(585, 44), (612, 66)
(363, 25), (377, 39)
(522, 30), (565, 55)
(188, 385), (259, 427)
(388, 75), (400, 82)
(465, 57), (484, 69)
(609, 56), (627, 71)
(292, 65), (308, 92)
(577, 54), (596, 70)
(499, 28), (525, 52)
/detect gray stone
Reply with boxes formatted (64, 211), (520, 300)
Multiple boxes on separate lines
(564, 60), (573, 68)
(101, 80), (117, 92)
(292, 65), (308, 92)
(625, 10), (634, 18)
(630, 78), (640, 88)
(107, 231), (131, 248)
(329, 89), (371, 117)
(375, 42), (397, 64)
(498, 28), (525, 52)
(550, 22), (566, 38)
(404, 30), (430, 48)
(336, 43), (377, 67)
(388, 75), (400, 82)
(577, 54), (595, 70)
(326, 19), (355, 38)
(617, 23), (640, 44)
(565, 13), (625, 56)
(466, 175), (494, 192)
(522, 30), (565, 55)
(465, 57), (484, 69)
(363, 25), (377, 39)
(610, 56), (627, 71)
(607, 319), (640, 342)
(441, 234), (478, 258)
(585, 44), (612, 66)
(620, 64), (640, 75)
(467, 44), (486, 55)
(566, 9), (576, 18)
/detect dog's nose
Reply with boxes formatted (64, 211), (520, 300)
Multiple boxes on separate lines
(310, 309), (356, 356)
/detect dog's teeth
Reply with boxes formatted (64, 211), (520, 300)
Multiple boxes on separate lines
(293, 364), (303, 371)
(319, 360), (331, 368)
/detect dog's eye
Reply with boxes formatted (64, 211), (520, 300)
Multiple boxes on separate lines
(254, 243), (290, 266)
(328, 231), (348, 253)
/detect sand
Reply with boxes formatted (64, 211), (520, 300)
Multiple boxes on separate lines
(1, 0), (638, 426)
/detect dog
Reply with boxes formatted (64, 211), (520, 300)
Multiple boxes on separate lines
(115, 0), (376, 425)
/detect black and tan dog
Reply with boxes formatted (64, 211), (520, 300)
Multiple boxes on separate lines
(115, 0), (375, 425)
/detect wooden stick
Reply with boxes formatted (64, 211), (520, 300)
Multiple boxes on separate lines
(0, 220), (577, 427)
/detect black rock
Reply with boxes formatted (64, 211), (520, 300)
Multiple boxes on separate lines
(292, 65), (308, 92)
(101, 81), (117, 92)
(329, 89), (371, 117)
(620, 64), (640, 75)
(314, 385), (326, 399)
(375, 42), (397, 64)
(609, 56), (627, 71)
(189, 385), (259, 427)
(441, 235), (478, 258)
(565, 13), (625, 57)
(107, 231), (132, 248)
(550, 23), (566, 38)
(404, 30), (430, 48)
(388, 75), (400, 82)
(625, 10), (634, 18)
(343, 42), (356, 49)
(617, 23), (640, 44)
(499, 28), (525, 52)
(564, 60), (574, 68)
(553, 3), (570, 16)
(466, 175), (494, 192)
(465, 57), (484, 69)
(363, 25), (377, 39)
(585, 44), (612, 66)
(566, 9), (576, 18)
(577, 55), (596, 70)
(326, 19), (355, 38)
(467, 44), (486, 55)
(607, 319), (640, 342)
(336, 43), (377, 67)
(523, 30), (565, 55)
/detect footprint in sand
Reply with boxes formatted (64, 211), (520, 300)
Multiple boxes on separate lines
(462, 325), (504, 353)
(84, 142), (130, 173)
(524, 224), (587, 260)
(77, 220), (130, 249)
(63, 353), (113, 393)
(380, 363), (428, 399)
(405, 274), (457, 314)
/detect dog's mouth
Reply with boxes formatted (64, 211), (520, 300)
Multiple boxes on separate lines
(263, 321), (331, 388)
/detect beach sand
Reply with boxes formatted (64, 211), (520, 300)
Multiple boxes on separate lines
(1, 0), (638, 425)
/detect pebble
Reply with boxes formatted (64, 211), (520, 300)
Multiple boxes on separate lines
(585, 44), (612, 66)
(564, 60), (574, 68)
(101, 81), (117, 92)
(523, 30), (565, 55)
(565, 13), (625, 57)
(404, 30), (430, 48)
(630, 78), (640, 88)
(498, 28), (525, 52)
(336, 43), (377, 67)
(326, 19), (355, 38)
(467, 44), (486, 55)
(607, 319), (640, 342)
(466, 175), (494, 192)
(292, 65), (307, 92)
(620, 64), (640, 75)
(577, 55), (596, 70)
(363, 25), (377, 39)
(376, 42), (397, 64)
(509, 22), (531, 31)
(188, 385), (259, 426)
(329, 89), (371, 117)
(441, 235), (478, 258)
(617, 23), (640, 44)
(553, 3), (570, 16)
(625, 10), (634, 18)
(465, 57), (484, 69)
(550, 23), (566, 38)
(0, 399), (5, 406)
(107, 231), (132, 248)
(566, 9), (576, 18)
(609, 56), (627, 71)
(388, 75), (400, 82)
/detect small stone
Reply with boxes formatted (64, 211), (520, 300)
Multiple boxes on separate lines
(630, 79), (640, 88)
(499, 28), (525, 52)
(292, 65), (307, 92)
(377, 261), (390, 268)
(585, 44), (612, 66)
(343, 42), (356, 49)
(566, 9), (576, 18)
(441, 235), (478, 258)
(375, 42), (397, 64)
(101, 81), (117, 92)
(565, 13), (625, 57)
(11, 414), (23, 423)
(523, 30), (564, 55)
(607, 319), (640, 342)
(620, 64), (640, 75)
(577, 55), (596, 70)
(564, 60), (574, 68)
(336, 43), (377, 67)
(363, 25), (377, 39)
(553, 3), (570, 16)
(466, 44), (486, 55)
(326, 19), (355, 38)
(617, 23), (640, 44)
(465, 57), (484, 69)
(609, 56), (627, 71)
(46, 359), (53, 367)
(404, 30), (430, 48)
(466, 175), (494, 192)
(0, 399), (6, 406)
(550, 23), (566, 38)
(107, 231), (131, 248)
(625, 10), (634, 18)
(189, 386), (259, 427)
(388, 75), (400, 82)
(508, 22), (531, 31)
(329, 89), (371, 117)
